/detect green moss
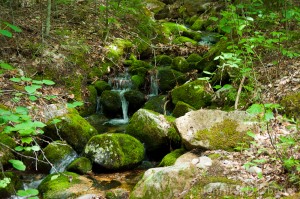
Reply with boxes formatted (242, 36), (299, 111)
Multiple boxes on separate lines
(0, 134), (16, 166)
(280, 92), (300, 120)
(171, 57), (189, 73)
(100, 90), (122, 117)
(66, 157), (92, 174)
(129, 60), (152, 76)
(84, 133), (145, 169)
(161, 22), (188, 38)
(282, 193), (300, 199)
(187, 53), (202, 63)
(157, 67), (188, 93)
(171, 79), (212, 109)
(106, 39), (133, 62)
(190, 17), (209, 31)
(158, 148), (186, 166)
(38, 172), (81, 199)
(156, 55), (173, 67)
(131, 75), (145, 89)
(143, 95), (166, 114)
(93, 80), (111, 95)
(173, 36), (197, 45)
(184, 176), (240, 199)
(208, 153), (222, 160)
(195, 119), (250, 151)
(45, 113), (97, 153)
(172, 101), (195, 117)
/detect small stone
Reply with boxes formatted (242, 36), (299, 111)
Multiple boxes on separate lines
(196, 156), (212, 169)
(247, 166), (262, 174)
(191, 158), (199, 165)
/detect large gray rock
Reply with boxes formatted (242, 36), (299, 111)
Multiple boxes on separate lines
(175, 109), (256, 150)
(125, 109), (181, 159)
(130, 163), (198, 199)
(84, 133), (145, 170)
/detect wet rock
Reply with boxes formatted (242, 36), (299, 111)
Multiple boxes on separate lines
(44, 113), (97, 153)
(84, 133), (145, 170)
(38, 172), (94, 199)
(100, 90), (122, 118)
(38, 141), (77, 173)
(124, 90), (146, 115)
(93, 80), (111, 96)
(175, 109), (256, 150)
(66, 157), (92, 175)
(125, 109), (181, 159)
(157, 68), (188, 93)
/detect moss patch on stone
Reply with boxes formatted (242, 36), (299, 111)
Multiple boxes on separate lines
(171, 79), (212, 109)
(195, 119), (250, 151)
(171, 56), (190, 72)
(280, 92), (300, 120)
(45, 113), (97, 153)
(66, 157), (92, 174)
(173, 36), (197, 45)
(172, 101), (195, 117)
(93, 80), (111, 96)
(157, 67), (188, 93)
(84, 133), (145, 170)
(156, 55), (173, 67)
(158, 148), (186, 167)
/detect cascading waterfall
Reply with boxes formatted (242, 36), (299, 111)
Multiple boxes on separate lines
(149, 71), (159, 97)
(96, 96), (102, 114)
(106, 69), (132, 125)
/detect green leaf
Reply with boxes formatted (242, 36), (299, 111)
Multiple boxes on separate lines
(263, 109), (274, 121)
(21, 137), (33, 144)
(32, 121), (46, 128)
(9, 159), (26, 171)
(44, 95), (57, 100)
(0, 29), (12, 37)
(42, 79), (55, 85)
(15, 106), (28, 115)
(247, 131), (256, 138)
(0, 63), (14, 70)
(246, 104), (264, 115)
(17, 189), (39, 197)
(10, 77), (21, 83)
(25, 85), (41, 94)
(99, 5), (106, 11)
(29, 95), (38, 101)
(4, 22), (22, 32)
(67, 101), (84, 108)
(51, 174), (60, 180)
(0, 177), (11, 188)
(31, 145), (41, 151)
(21, 76), (32, 82)
(51, 118), (61, 124)
(32, 80), (43, 85)
(15, 146), (24, 151)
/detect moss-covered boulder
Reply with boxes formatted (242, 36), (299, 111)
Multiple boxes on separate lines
(156, 55), (173, 67)
(128, 60), (152, 77)
(100, 90), (122, 118)
(198, 39), (228, 73)
(143, 95), (168, 114)
(131, 75), (145, 89)
(173, 36), (197, 45)
(171, 56), (190, 72)
(158, 148), (186, 167)
(38, 141), (77, 173)
(77, 85), (97, 117)
(157, 67), (188, 93)
(124, 90), (146, 115)
(125, 109), (181, 159)
(144, 0), (166, 14)
(0, 134), (16, 167)
(280, 92), (300, 120)
(130, 163), (198, 199)
(0, 172), (22, 198)
(93, 80), (111, 96)
(105, 38), (132, 62)
(171, 79), (213, 109)
(38, 172), (94, 199)
(175, 109), (255, 150)
(44, 113), (97, 153)
(172, 101), (195, 117)
(66, 157), (92, 174)
(84, 133), (145, 170)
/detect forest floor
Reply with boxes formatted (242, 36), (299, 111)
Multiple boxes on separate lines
(1, 2), (300, 198)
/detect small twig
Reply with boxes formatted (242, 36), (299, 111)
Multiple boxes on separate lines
(234, 76), (246, 110)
